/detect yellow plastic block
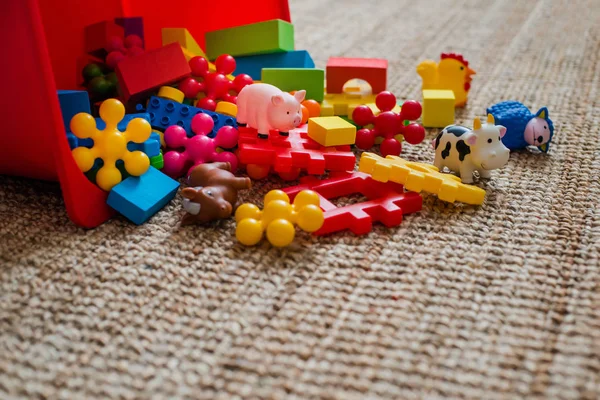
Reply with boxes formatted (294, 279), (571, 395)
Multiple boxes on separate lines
(215, 101), (237, 117)
(422, 89), (455, 128)
(320, 91), (377, 117)
(162, 28), (207, 59)
(358, 152), (485, 205)
(307, 116), (356, 146)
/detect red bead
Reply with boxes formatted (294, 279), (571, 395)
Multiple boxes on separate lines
(380, 138), (402, 157)
(355, 128), (375, 150)
(105, 51), (126, 69)
(400, 100), (422, 121)
(124, 34), (143, 49)
(352, 106), (374, 126)
(179, 77), (201, 99)
(215, 54), (236, 75)
(233, 74), (253, 92)
(105, 36), (124, 53)
(189, 56), (210, 77)
(196, 97), (217, 111)
(403, 123), (426, 145)
(375, 91), (397, 112)
(127, 46), (144, 57)
(374, 111), (398, 135)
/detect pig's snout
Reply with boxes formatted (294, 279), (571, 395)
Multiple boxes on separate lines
(293, 115), (302, 127)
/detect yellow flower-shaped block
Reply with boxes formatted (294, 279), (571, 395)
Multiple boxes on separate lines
(358, 152), (486, 205)
(235, 190), (324, 247)
(70, 99), (152, 191)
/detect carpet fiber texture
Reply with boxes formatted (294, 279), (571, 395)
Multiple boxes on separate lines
(1, 0), (600, 398)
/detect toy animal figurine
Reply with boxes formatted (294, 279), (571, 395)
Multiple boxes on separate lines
(180, 162), (251, 225)
(433, 114), (510, 184)
(417, 53), (475, 107)
(486, 101), (554, 153)
(237, 83), (306, 139)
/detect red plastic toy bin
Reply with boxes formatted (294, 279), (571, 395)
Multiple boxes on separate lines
(0, 0), (291, 228)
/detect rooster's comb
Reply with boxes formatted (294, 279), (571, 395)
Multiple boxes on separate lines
(441, 53), (469, 67)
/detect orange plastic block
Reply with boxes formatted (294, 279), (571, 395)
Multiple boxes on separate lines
(70, 99), (152, 191)
(307, 116), (356, 146)
(358, 152), (486, 205)
(326, 57), (388, 95)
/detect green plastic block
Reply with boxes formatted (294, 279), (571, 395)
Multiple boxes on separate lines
(205, 19), (294, 60)
(261, 68), (325, 102)
(150, 153), (164, 170)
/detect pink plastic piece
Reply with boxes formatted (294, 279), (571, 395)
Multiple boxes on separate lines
(104, 34), (145, 69)
(163, 113), (239, 178)
(352, 92), (426, 157)
(178, 54), (253, 111)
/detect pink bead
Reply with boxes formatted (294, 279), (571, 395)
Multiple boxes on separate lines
(214, 126), (239, 149)
(191, 113), (215, 135)
(164, 125), (187, 148)
(163, 151), (186, 177)
(375, 91), (397, 112)
(127, 46), (144, 57)
(105, 36), (125, 53)
(105, 51), (126, 69)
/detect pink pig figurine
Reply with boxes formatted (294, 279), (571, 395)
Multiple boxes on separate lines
(236, 83), (306, 139)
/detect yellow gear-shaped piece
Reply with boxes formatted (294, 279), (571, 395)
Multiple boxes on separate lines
(70, 99), (152, 191)
(235, 190), (324, 247)
(358, 152), (486, 205)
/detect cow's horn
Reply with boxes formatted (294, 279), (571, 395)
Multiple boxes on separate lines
(473, 117), (482, 130)
(487, 114), (495, 124)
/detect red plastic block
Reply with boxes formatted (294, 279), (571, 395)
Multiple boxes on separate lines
(283, 172), (422, 236)
(238, 124), (356, 180)
(84, 21), (124, 57)
(326, 57), (388, 94)
(115, 43), (191, 104)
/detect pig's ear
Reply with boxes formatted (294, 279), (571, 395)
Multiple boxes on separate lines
(465, 133), (478, 146)
(498, 125), (507, 138)
(294, 90), (306, 103)
(181, 187), (197, 199)
(271, 95), (284, 106)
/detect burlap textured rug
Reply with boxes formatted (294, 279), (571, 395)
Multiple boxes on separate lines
(1, 0), (599, 398)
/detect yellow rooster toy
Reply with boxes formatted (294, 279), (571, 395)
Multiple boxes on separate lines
(417, 53), (476, 107)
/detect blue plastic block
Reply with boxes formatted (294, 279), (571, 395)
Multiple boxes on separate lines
(234, 50), (315, 80)
(57, 90), (91, 129)
(146, 96), (237, 138)
(107, 167), (180, 225)
(66, 132), (94, 150)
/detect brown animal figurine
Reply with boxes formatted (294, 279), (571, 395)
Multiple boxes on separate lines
(180, 162), (252, 225)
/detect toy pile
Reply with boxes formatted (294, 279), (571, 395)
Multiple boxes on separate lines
(58, 14), (555, 247)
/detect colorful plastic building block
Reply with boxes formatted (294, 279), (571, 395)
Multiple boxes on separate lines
(146, 91), (237, 137)
(238, 124), (356, 180)
(70, 99), (151, 191)
(107, 166), (179, 225)
(150, 152), (164, 170)
(237, 84), (305, 138)
(114, 17), (145, 47)
(233, 50), (314, 80)
(486, 101), (554, 152)
(205, 19), (295, 60)
(181, 162), (251, 225)
(58, 90), (91, 130)
(283, 172), (422, 236)
(307, 116), (356, 147)
(352, 91), (425, 157)
(94, 112), (160, 157)
(358, 152), (486, 205)
(261, 68), (325, 102)
(417, 53), (475, 107)
(326, 57), (388, 94)
(115, 43), (191, 104)
(215, 102), (237, 117)
(84, 21), (124, 57)
(432, 115), (510, 184)
(163, 113), (239, 178)
(421, 89), (455, 128)
(235, 190), (324, 247)
(320, 80), (378, 117)
(161, 28), (207, 60)
(178, 55), (253, 111)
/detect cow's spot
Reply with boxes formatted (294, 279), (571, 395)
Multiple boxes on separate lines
(441, 142), (451, 159)
(446, 125), (470, 137)
(434, 131), (444, 150)
(456, 140), (471, 161)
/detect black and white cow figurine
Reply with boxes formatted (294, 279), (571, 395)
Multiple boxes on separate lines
(432, 114), (510, 184)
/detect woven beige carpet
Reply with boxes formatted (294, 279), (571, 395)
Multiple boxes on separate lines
(2, 0), (600, 398)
